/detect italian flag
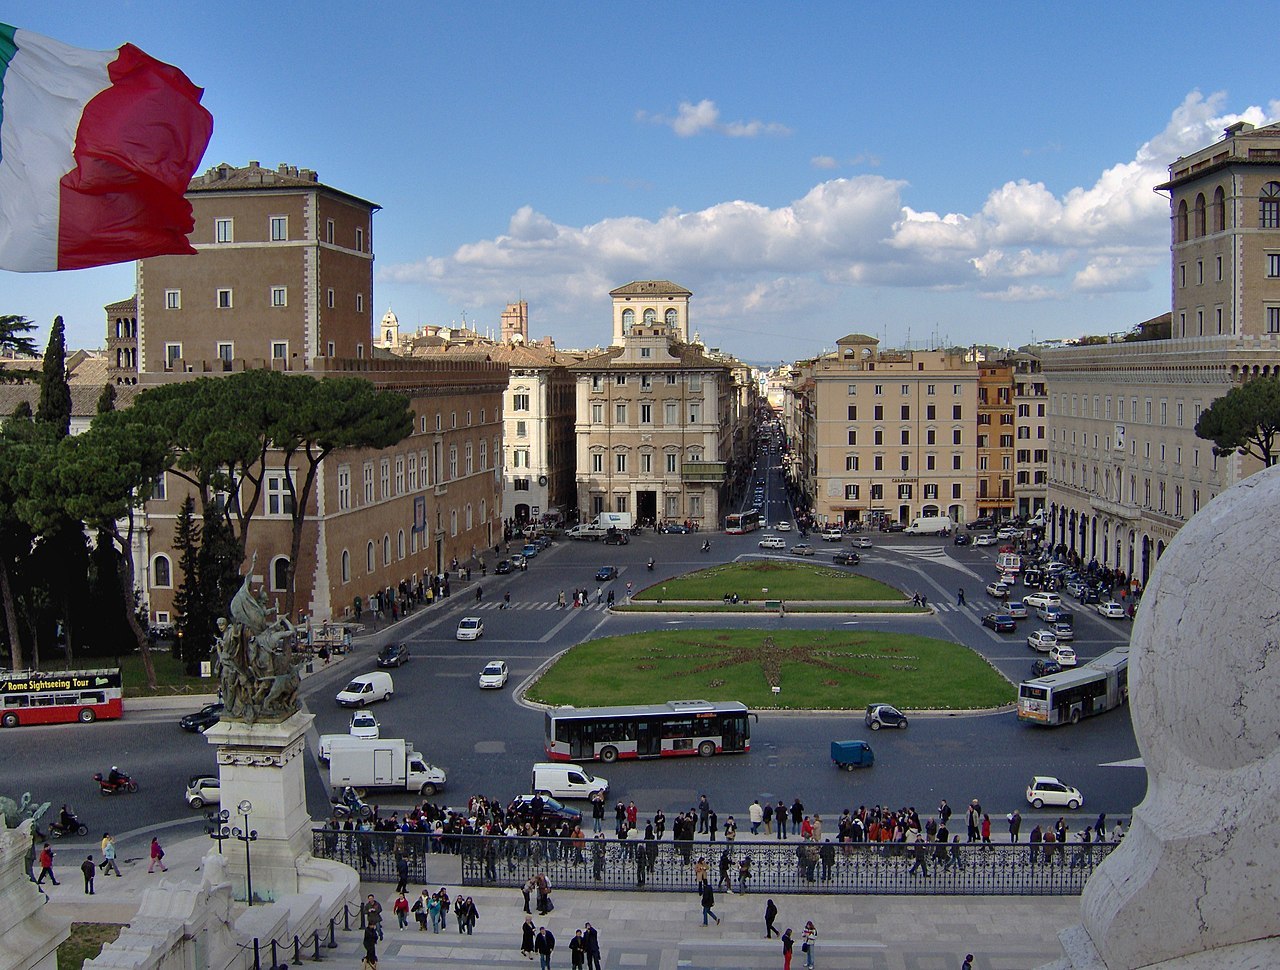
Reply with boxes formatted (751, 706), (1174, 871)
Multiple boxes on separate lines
(0, 23), (213, 272)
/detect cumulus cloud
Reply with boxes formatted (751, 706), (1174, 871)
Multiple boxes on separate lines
(381, 91), (1275, 351)
(637, 99), (791, 138)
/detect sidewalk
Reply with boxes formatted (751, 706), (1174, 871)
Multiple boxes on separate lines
(43, 834), (1078, 969)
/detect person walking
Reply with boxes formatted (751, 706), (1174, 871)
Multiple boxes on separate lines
(534, 926), (556, 970)
(462, 896), (479, 935)
(361, 923), (378, 970)
(100, 833), (122, 877)
(700, 884), (720, 925)
(583, 922), (602, 970)
(393, 892), (409, 929)
(81, 855), (95, 894)
(962, 955), (975, 970)
(764, 898), (780, 938)
(36, 843), (58, 885)
(521, 916), (536, 959)
(957, 587), (966, 606)
(781, 928), (794, 970)
(395, 853), (409, 893)
(503, 591), (511, 609)
(364, 894), (384, 941)
(801, 920), (817, 968)
(148, 837), (167, 873)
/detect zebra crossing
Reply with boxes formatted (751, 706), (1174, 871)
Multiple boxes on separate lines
(471, 600), (613, 612)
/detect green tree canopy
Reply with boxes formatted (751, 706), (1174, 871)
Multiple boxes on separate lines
(1194, 377), (1280, 467)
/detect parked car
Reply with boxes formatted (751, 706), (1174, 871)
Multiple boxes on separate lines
(758, 535), (786, 549)
(986, 582), (1011, 599)
(179, 702), (224, 733)
(1049, 644), (1078, 667)
(884, 522), (906, 532)
(953, 533), (971, 546)
(832, 551), (861, 566)
(1027, 630), (1058, 652)
(967, 517), (994, 531)
(349, 710), (380, 738)
(185, 775), (220, 810)
(521, 543), (539, 558)
(997, 527), (1023, 540)
(790, 543), (816, 556)
(1097, 600), (1127, 618)
(982, 612), (1016, 632)
(660, 523), (691, 534)
(506, 794), (582, 826)
(1026, 776), (1083, 810)
(1030, 658), (1062, 678)
(821, 529), (843, 542)
(1005, 601), (1028, 619)
(595, 566), (619, 582)
(456, 617), (485, 640)
(775, 522), (792, 532)
(509, 553), (527, 568)
(376, 643), (410, 668)
(495, 559), (514, 575)
(853, 536), (873, 548)
(864, 703), (908, 730)
(478, 660), (509, 689)
(1023, 592), (1062, 610)
(974, 534), (998, 546)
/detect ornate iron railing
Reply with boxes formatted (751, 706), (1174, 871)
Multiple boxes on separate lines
(311, 829), (1113, 896)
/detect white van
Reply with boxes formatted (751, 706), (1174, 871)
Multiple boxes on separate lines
(531, 763), (609, 800)
(335, 671), (394, 707)
(903, 515), (954, 536)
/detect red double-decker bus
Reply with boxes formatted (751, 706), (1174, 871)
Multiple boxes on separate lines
(0, 668), (123, 727)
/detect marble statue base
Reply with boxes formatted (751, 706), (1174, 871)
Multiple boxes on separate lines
(1041, 923), (1279, 970)
(203, 709), (316, 903)
(0, 821), (68, 970)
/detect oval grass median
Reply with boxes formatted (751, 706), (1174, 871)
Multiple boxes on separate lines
(626, 559), (921, 613)
(527, 629), (1014, 711)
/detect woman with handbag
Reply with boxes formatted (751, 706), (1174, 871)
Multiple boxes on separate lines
(801, 920), (817, 967)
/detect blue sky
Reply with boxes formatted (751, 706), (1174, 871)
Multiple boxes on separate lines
(6, 2), (1279, 362)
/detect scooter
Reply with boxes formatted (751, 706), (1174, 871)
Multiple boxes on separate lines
(49, 815), (88, 838)
(646, 558), (655, 571)
(93, 772), (139, 796)
(330, 786), (374, 821)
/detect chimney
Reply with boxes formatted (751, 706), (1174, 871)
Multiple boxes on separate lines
(248, 160), (259, 169)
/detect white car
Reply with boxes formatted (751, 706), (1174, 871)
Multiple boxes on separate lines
(821, 529), (843, 542)
(1049, 644), (1078, 667)
(974, 534), (998, 546)
(775, 522), (792, 532)
(479, 660), (509, 689)
(1026, 776), (1083, 810)
(997, 527), (1023, 540)
(985, 582), (1010, 599)
(853, 536), (873, 548)
(185, 775), (220, 810)
(1097, 600), (1127, 618)
(758, 535), (786, 549)
(1027, 630), (1058, 652)
(456, 617), (484, 640)
(349, 711), (380, 739)
(1023, 592), (1062, 610)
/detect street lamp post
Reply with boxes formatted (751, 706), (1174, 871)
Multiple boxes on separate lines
(208, 810), (231, 853)
(230, 799), (258, 905)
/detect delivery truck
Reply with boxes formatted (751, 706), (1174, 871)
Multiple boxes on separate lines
(327, 737), (447, 796)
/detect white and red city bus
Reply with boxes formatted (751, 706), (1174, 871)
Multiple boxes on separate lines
(0, 668), (123, 727)
(545, 699), (754, 762)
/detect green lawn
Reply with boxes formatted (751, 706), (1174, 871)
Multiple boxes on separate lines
(37, 652), (210, 695)
(633, 560), (908, 603)
(59, 923), (123, 970)
(527, 630), (1014, 711)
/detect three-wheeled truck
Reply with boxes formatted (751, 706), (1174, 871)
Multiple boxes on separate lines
(830, 740), (875, 771)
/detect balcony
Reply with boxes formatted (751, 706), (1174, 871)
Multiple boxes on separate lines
(681, 461), (727, 484)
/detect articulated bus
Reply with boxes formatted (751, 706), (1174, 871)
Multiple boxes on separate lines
(724, 510), (762, 534)
(545, 699), (755, 762)
(1017, 647), (1129, 726)
(0, 668), (123, 727)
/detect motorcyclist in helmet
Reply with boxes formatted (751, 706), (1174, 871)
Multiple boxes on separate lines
(107, 766), (123, 786)
(58, 804), (76, 831)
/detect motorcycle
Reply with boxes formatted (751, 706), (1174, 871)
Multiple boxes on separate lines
(330, 786), (373, 821)
(93, 772), (139, 796)
(49, 816), (88, 838)
(646, 558), (655, 571)
(701, 541), (711, 553)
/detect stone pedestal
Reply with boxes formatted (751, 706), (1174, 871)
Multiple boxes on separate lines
(0, 821), (68, 970)
(203, 710), (315, 904)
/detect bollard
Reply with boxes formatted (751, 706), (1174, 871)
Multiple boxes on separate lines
(269, 938), (286, 970)
(326, 918), (338, 949)
(312, 929), (322, 961)
(253, 939), (261, 970)
(343, 905), (351, 932)
(293, 935), (302, 965)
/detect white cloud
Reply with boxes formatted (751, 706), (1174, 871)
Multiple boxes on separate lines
(638, 99), (791, 139)
(382, 91), (1275, 351)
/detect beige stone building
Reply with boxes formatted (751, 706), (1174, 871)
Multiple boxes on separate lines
(977, 360), (1015, 521)
(797, 334), (980, 527)
(1010, 352), (1050, 517)
(119, 161), (505, 626)
(1042, 120), (1280, 583)
(569, 281), (744, 527)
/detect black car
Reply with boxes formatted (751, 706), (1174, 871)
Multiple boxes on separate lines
(506, 794), (582, 827)
(376, 643), (410, 668)
(660, 523), (691, 534)
(603, 529), (629, 545)
(832, 551), (861, 566)
(953, 533), (971, 546)
(884, 522), (906, 532)
(982, 612), (1017, 632)
(179, 702), (224, 733)
(595, 566), (619, 582)
(967, 517), (994, 531)
(495, 559), (514, 575)
(1030, 658), (1063, 678)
